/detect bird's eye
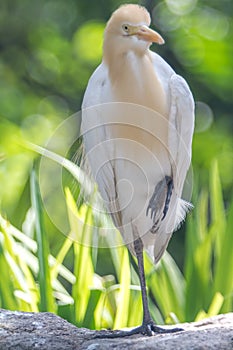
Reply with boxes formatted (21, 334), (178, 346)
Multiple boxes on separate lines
(122, 24), (129, 33)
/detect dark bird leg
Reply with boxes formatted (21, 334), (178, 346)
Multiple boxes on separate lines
(134, 236), (152, 327)
(93, 236), (183, 338)
(130, 237), (183, 336)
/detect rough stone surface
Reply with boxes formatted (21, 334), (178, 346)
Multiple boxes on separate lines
(0, 309), (232, 350)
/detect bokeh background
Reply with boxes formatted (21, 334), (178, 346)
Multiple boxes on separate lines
(0, 0), (232, 328)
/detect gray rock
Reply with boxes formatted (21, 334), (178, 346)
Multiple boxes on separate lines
(0, 309), (232, 350)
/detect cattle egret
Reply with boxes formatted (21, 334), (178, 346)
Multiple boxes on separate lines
(81, 4), (195, 336)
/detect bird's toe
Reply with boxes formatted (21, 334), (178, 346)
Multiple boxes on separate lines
(150, 323), (184, 334)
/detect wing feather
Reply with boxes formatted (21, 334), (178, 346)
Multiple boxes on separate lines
(150, 53), (194, 197)
(81, 63), (122, 228)
(151, 52), (195, 227)
(168, 74), (195, 196)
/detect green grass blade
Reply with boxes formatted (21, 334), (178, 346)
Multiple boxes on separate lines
(213, 198), (233, 311)
(148, 252), (185, 323)
(30, 168), (55, 312)
(210, 161), (226, 250)
(0, 236), (18, 309)
(66, 188), (94, 325)
(195, 292), (224, 321)
(113, 247), (131, 329)
(0, 215), (37, 253)
(127, 286), (143, 327)
(0, 222), (39, 311)
(50, 235), (73, 281)
(185, 190), (212, 321)
(209, 160), (232, 312)
(184, 191), (208, 284)
(83, 288), (103, 329)
(103, 230), (125, 282)
(207, 292), (224, 317)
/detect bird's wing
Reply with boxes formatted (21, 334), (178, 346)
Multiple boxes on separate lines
(168, 74), (195, 198)
(150, 53), (194, 196)
(81, 63), (122, 228)
(149, 52), (194, 253)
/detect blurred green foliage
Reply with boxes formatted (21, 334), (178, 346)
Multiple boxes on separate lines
(0, 0), (232, 325)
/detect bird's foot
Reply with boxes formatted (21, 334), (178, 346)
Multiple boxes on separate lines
(93, 321), (184, 338)
(139, 321), (184, 336)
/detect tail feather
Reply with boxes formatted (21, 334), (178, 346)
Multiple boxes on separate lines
(174, 198), (193, 231)
(153, 198), (193, 264)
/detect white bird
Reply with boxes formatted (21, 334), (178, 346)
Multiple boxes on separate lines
(81, 4), (194, 336)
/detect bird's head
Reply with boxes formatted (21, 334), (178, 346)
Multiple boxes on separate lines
(104, 4), (164, 58)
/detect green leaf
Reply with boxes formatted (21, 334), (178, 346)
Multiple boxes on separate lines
(113, 248), (131, 329)
(149, 252), (185, 323)
(30, 168), (55, 312)
(66, 188), (94, 324)
(213, 199), (233, 311)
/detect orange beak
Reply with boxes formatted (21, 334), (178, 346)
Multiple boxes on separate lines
(136, 25), (165, 45)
